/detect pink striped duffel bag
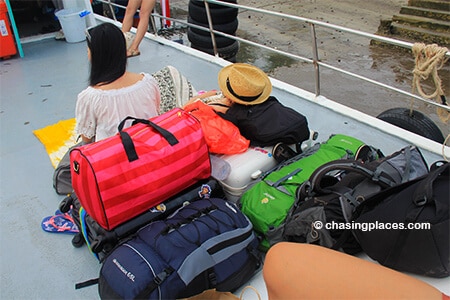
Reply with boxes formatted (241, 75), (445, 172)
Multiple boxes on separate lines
(70, 108), (211, 230)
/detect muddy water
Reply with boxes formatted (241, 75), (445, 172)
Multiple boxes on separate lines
(235, 33), (449, 138)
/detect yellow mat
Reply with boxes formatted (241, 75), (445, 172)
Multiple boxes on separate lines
(33, 118), (78, 168)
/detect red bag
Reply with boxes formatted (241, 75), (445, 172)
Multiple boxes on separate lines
(70, 108), (211, 230)
(184, 101), (250, 154)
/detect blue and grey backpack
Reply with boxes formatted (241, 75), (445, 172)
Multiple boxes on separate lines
(98, 197), (261, 299)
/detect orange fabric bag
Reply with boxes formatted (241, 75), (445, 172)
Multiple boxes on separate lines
(184, 101), (249, 154)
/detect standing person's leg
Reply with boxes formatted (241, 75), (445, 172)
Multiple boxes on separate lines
(122, 0), (141, 33)
(263, 242), (445, 300)
(126, 0), (156, 57)
(52, 0), (65, 39)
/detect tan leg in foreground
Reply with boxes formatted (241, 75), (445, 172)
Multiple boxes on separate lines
(263, 242), (445, 300)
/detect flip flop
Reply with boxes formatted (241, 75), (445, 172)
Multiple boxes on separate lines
(124, 32), (135, 49)
(54, 209), (76, 224)
(127, 49), (141, 57)
(55, 209), (72, 217)
(41, 213), (79, 234)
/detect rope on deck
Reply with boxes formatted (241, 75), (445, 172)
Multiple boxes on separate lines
(411, 43), (449, 123)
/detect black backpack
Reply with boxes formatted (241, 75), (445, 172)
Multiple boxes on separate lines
(352, 161), (449, 278)
(278, 145), (429, 254)
(219, 96), (310, 147)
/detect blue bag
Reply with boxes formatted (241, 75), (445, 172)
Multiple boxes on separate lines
(98, 197), (261, 299)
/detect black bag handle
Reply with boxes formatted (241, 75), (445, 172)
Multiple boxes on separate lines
(302, 159), (395, 197)
(413, 161), (448, 206)
(117, 116), (179, 162)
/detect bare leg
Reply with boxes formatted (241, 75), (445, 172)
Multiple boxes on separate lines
(263, 242), (444, 300)
(121, 0), (142, 33)
(127, 0), (156, 56)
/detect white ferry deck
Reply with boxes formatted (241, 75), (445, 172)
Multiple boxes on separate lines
(1, 10), (449, 300)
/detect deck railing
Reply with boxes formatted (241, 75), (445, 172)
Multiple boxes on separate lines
(95, 0), (450, 113)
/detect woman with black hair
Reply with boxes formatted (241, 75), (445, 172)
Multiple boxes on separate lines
(75, 22), (160, 143)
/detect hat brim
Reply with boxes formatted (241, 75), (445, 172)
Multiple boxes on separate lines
(218, 63), (272, 105)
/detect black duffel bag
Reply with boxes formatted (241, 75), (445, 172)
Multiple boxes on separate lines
(353, 161), (449, 278)
(218, 96), (310, 147)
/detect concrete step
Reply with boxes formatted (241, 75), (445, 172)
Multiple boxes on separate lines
(400, 5), (450, 22)
(376, 0), (450, 48)
(392, 14), (450, 32)
(390, 22), (450, 46)
(408, 0), (450, 11)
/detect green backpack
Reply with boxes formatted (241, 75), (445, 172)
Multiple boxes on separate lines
(239, 134), (377, 250)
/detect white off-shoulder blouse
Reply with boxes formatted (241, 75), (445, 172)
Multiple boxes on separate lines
(75, 73), (160, 142)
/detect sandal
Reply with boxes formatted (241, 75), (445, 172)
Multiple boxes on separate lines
(127, 49), (141, 57)
(272, 142), (298, 163)
(54, 29), (65, 40)
(41, 211), (79, 234)
(123, 32), (135, 49)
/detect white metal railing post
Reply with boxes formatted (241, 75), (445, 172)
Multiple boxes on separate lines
(149, 11), (159, 35)
(203, 0), (219, 56)
(309, 23), (321, 97)
(105, 0), (117, 22)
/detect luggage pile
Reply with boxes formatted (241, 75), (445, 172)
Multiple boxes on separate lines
(238, 134), (380, 250)
(54, 106), (449, 299)
(57, 108), (267, 299)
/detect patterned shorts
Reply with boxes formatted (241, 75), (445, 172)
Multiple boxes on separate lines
(151, 66), (195, 114)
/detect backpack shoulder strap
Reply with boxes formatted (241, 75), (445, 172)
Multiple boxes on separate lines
(75, 278), (99, 289)
(304, 159), (396, 196)
(413, 161), (448, 206)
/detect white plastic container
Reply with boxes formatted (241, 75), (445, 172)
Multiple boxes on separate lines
(55, 8), (89, 43)
(212, 146), (277, 203)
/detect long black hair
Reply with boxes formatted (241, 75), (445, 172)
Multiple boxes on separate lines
(86, 23), (127, 86)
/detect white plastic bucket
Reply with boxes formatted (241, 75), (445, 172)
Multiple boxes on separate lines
(55, 8), (89, 43)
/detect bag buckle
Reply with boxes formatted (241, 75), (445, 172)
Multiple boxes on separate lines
(153, 268), (173, 285)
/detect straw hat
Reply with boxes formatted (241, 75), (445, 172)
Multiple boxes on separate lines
(218, 63), (272, 105)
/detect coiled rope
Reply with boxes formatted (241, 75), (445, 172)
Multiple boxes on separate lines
(411, 43), (449, 123)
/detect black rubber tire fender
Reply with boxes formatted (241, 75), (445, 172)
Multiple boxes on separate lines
(188, 16), (238, 36)
(188, 1), (238, 24)
(376, 107), (444, 143)
(191, 40), (239, 59)
(190, 0), (238, 9)
(188, 27), (236, 48)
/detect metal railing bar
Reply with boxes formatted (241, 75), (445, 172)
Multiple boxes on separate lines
(182, 18), (450, 111)
(318, 61), (450, 110)
(103, 0), (117, 21)
(183, 19), (314, 63)
(92, 0), (449, 112)
(204, 0), (450, 57)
